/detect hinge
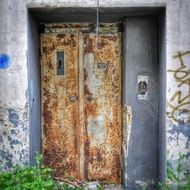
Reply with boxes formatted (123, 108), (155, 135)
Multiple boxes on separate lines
(118, 23), (124, 32)
(39, 47), (41, 59)
(38, 23), (45, 34)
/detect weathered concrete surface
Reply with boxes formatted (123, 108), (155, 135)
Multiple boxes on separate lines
(166, 0), (190, 186)
(0, 107), (29, 168)
(0, 0), (29, 168)
(0, 0), (189, 189)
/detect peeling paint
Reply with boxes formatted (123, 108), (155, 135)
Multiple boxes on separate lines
(0, 134), (3, 144)
(167, 124), (190, 148)
(0, 149), (13, 168)
(87, 115), (106, 146)
(122, 105), (132, 156)
(8, 109), (19, 128)
(0, 107), (29, 169)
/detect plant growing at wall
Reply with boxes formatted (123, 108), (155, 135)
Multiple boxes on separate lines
(0, 153), (104, 190)
(0, 154), (56, 190)
(158, 153), (190, 190)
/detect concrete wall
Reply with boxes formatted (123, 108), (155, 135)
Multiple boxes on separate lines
(158, 10), (166, 182)
(0, 0), (189, 188)
(166, 0), (190, 185)
(0, 0), (29, 168)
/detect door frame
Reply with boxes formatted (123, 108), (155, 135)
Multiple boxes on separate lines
(28, 7), (166, 186)
(40, 23), (123, 183)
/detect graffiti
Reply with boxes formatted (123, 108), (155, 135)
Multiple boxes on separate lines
(168, 51), (190, 123)
(0, 54), (10, 69)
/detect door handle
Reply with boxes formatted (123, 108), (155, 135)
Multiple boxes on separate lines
(70, 95), (78, 102)
(86, 96), (93, 102)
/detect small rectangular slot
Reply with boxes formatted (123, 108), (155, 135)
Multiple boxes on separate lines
(56, 51), (64, 75)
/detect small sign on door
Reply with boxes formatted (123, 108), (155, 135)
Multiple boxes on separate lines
(137, 76), (148, 100)
(97, 62), (107, 69)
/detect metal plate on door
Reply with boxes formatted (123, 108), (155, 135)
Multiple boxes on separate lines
(57, 51), (64, 75)
(70, 95), (77, 102)
(97, 62), (107, 69)
(137, 76), (148, 100)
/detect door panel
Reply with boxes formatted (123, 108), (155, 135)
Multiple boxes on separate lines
(41, 24), (122, 183)
(41, 33), (80, 178)
(82, 34), (122, 183)
(123, 18), (159, 190)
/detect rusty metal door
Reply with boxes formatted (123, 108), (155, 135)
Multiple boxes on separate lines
(41, 24), (122, 183)
(41, 32), (80, 178)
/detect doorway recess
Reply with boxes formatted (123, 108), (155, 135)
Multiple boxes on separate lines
(28, 6), (166, 190)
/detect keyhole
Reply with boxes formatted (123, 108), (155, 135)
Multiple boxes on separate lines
(58, 60), (62, 69)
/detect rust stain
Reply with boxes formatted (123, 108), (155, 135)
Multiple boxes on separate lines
(84, 35), (94, 53)
(42, 44), (56, 54)
(57, 33), (66, 38)
(43, 47), (47, 53)
(83, 105), (90, 181)
(58, 33), (77, 47)
(84, 84), (92, 96)
(44, 147), (78, 178)
(96, 149), (103, 162)
(84, 68), (88, 81)
(97, 39), (108, 50)
(45, 23), (121, 34)
(114, 154), (121, 181)
(85, 102), (98, 117)
(84, 138), (90, 180)
(101, 35), (118, 42)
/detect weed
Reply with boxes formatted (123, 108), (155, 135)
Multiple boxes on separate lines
(0, 153), (104, 190)
(158, 153), (190, 190)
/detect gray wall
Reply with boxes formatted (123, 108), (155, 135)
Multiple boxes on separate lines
(27, 13), (41, 165)
(123, 17), (159, 190)
(158, 10), (166, 182)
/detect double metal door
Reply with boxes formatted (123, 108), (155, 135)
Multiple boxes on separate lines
(41, 24), (122, 183)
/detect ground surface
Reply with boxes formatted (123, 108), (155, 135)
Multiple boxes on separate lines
(86, 182), (123, 190)
(103, 184), (123, 190)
